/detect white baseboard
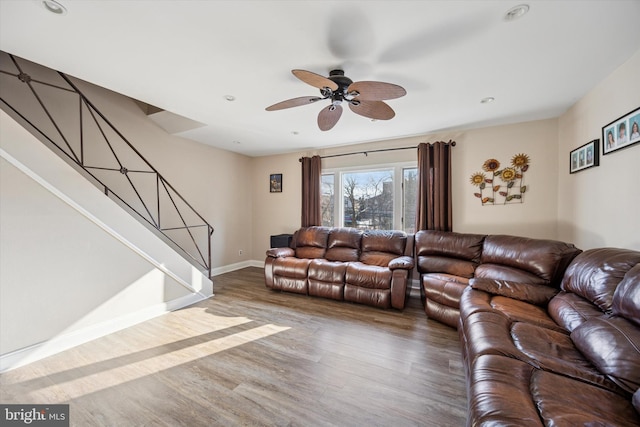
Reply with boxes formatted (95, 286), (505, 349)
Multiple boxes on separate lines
(0, 292), (209, 373)
(211, 260), (264, 276)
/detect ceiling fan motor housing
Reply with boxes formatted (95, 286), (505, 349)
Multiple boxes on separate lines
(325, 69), (354, 105)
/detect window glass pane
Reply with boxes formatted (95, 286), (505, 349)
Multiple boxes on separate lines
(321, 174), (335, 227)
(342, 170), (393, 230)
(403, 168), (417, 233)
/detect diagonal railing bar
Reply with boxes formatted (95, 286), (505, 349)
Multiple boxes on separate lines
(79, 95), (84, 164)
(86, 166), (156, 174)
(0, 52), (214, 277)
(0, 69), (76, 93)
(158, 178), (207, 267)
(161, 225), (210, 231)
(9, 56), (80, 164)
(82, 101), (159, 229)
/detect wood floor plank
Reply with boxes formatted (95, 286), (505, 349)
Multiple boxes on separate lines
(0, 267), (467, 426)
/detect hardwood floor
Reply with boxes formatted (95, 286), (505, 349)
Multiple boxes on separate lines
(0, 267), (467, 426)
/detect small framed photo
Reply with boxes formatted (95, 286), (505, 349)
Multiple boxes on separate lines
(570, 139), (599, 174)
(602, 106), (640, 155)
(269, 173), (282, 193)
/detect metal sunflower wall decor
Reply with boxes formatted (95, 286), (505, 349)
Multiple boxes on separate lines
(470, 153), (530, 205)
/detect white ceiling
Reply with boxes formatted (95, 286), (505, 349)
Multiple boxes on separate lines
(1, 0), (639, 157)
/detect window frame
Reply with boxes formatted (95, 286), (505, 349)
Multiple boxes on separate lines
(321, 161), (417, 232)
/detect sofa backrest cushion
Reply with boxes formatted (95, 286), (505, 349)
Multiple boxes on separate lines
(477, 235), (581, 286)
(561, 248), (640, 314)
(359, 230), (407, 267)
(612, 263), (640, 326)
(415, 230), (485, 278)
(294, 226), (330, 259)
(571, 315), (640, 394)
(325, 228), (362, 262)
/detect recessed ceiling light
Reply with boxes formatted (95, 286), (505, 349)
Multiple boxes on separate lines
(42, 0), (67, 14)
(224, 95), (235, 101)
(480, 97), (495, 104)
(291, 131), (299, 135)
(504, 4), (529, 21)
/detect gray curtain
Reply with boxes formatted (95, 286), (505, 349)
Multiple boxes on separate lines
(416, 141), (453, 231)
(301, 155), (322, 227)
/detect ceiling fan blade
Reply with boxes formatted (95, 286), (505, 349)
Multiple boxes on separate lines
(292, 69), (339, 91)
(347, 81), (407, 100)
(265, 96), (322, 111)
(317, 104), (343, 131)
(349, 100), (395, 120)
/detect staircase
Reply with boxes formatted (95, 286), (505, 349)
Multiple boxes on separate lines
(0, 51), (213, 278)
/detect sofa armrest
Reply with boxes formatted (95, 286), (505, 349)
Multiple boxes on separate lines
(469, 278), (559, 306)
(388, 256), (415, 270)
(266, 247), (295, 258)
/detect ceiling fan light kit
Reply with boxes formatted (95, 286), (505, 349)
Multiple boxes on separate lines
(266, 69), (406, 131)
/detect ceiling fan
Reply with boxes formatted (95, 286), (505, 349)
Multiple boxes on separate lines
(265, 69), (406, 131)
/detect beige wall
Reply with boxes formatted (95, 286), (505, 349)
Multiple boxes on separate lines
(250, 118), (560, 260)
(453, 119), (559, 238)
(557, 49), (640, 250)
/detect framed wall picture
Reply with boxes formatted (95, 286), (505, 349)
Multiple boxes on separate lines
(269, 173), (282, 193)
(570, 139), (599, 174)
(602, 106), (640, 155)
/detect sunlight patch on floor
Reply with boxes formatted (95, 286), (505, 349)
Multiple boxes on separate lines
(32, 323), (290, 402)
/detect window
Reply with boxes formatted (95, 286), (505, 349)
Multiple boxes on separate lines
(322, 163), (417, 233)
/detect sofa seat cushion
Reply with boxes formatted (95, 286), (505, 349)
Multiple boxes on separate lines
(487, 295), (565, 331)
(572, 315), (640, 394)
(460, 307), (621, 393)
(511, 322), (620, 392)
(308, 259), (347, 283)
(548, 291), (604, 332)
(532, 368), (640, 427)
(467, 355), (640, 427)
(423, 273), (469, 308)
(345, 262), (392, 290)
(459, 289), (562, 332)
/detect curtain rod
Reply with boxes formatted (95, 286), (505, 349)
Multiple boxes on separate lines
(299, 140), (455, 162)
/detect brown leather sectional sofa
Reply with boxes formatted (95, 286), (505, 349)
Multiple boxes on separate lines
(415, 230), (640, 426)
(264, 226), (414, 309)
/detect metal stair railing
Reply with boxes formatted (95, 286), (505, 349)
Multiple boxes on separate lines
(0, 52), (214, 278)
